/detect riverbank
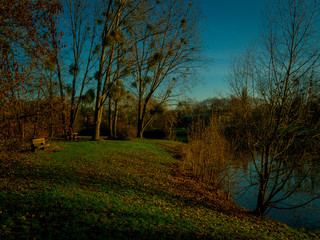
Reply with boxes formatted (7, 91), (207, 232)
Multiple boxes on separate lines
(0, 139), (318, 239)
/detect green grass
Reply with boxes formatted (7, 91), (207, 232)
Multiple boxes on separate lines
(0, 139), (319, 239)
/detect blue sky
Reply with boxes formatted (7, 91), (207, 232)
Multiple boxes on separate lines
(190, 0), (266, 100)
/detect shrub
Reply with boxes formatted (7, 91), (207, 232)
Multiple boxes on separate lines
(115, 125), (136, 140)
(183, 118), (230, 189)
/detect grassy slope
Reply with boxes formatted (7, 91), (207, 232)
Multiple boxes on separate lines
(0, 139), (318, 239)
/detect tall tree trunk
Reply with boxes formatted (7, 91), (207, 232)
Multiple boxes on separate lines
(49, 73), (54, 138)
(69, 93), (76, 138)
(33, 89), (40, 138)
(57, 64), (67, 138)
(255, 186), (266, 216)
(108, 98), (113, 137)
(92, 43), (106, 141)
(17, 91), (25, 140)
(137, 96), (144, 138)
(50, 18), (67, 138)
(255, 148), (270, 216)
(93, 100), (103, 141)
(137, 119), (143, 138)
(69, 59), (79, 137)
(112, 100), (119, 137)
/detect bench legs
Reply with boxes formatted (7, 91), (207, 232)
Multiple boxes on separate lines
(31, 145), (45, 152)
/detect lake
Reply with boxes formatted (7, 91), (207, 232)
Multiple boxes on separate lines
(231, 157), (320, 231)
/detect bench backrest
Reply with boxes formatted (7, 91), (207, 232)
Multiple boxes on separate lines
(32, 138), (45, 145)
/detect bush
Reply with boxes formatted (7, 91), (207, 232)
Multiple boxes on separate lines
(183, 119), (230, 189)
(114, 125), (136, 140)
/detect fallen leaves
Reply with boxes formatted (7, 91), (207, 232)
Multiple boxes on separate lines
(0, 140), (317, 239)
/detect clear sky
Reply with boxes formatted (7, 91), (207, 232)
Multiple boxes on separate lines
(190, 0), (266, 100)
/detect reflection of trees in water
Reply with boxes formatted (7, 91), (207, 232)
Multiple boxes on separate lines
(232, 153), (320, 212)
(292, 160), (320, 193)
(309, 161), (320, 191)
(231, 154), (320, 230)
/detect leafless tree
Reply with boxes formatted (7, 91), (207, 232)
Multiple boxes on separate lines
(129, 0), (202, 138)
(229, 0), (320, 215)
(63, 0), (100, 137)
(92, 0), (146, 140)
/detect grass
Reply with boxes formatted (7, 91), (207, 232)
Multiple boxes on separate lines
(0, 138), (319, 239)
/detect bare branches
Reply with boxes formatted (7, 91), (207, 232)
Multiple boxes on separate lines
(229, 0), (320, 215)
(128, 0), (201, 137)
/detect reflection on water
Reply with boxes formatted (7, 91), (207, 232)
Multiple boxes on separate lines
(231, 155), (320, 231)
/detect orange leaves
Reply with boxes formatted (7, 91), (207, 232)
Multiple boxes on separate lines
(0, 0), (63, 145)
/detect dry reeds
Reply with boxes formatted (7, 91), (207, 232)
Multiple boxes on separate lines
(183, 118), (230, 189)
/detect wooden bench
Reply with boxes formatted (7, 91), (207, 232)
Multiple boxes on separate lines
(31, 138), (46, 152)
(71, 133), (79, 141)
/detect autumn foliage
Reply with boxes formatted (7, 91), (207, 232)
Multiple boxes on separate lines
(0, 0), (63, 150)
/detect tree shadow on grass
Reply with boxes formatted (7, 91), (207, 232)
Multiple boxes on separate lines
(0, 143), (255, 240)
(0, 187), (239, 240)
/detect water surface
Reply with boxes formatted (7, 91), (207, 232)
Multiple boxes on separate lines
(231, 159), (320, 231)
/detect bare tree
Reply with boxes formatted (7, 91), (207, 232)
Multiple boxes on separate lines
(129, 0), (201, 138)
(107, 59), (127, 138)
(92, 0), (146, 140)
(63, 0), (100, 137)
(49, 17), (68, 138)
(229, 0), (320, 215)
